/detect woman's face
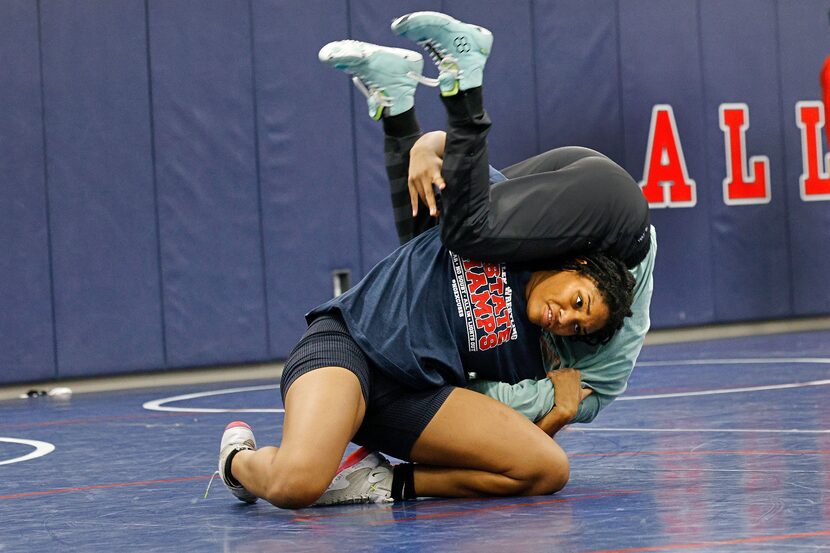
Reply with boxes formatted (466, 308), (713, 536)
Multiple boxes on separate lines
(525, 270), (609, 337)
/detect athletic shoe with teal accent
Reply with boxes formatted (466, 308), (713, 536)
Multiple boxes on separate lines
(391, 11), (493, 96)
(318, 40), (425, 120)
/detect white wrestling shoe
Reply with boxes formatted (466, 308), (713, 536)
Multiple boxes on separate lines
(215, 421), (258, 504)
(313, 447), (394, 506)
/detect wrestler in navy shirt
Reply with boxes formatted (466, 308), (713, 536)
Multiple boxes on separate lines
(307, 225), (544, 391)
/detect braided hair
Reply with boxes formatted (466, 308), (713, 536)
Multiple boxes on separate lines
(554, 253), (635, 345)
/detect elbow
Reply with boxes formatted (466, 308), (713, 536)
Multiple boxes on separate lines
(576, 412), (597, 424)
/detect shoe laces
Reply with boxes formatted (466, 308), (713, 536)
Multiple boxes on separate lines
(205, 442), (252, 499)
(203, 470), (221, 499)
(351, 71), (441, 106)
(418, 40), (461, 82)
(420, 40), (447, 64)
(351, 76), (393, 108)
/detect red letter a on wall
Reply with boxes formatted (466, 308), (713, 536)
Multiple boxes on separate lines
(795, 101), (830, 201)
(639, 105), (696, 208)
(719, 103), (771, 205)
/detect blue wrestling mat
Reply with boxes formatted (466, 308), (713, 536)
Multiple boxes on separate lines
(1, 329), (829, 552)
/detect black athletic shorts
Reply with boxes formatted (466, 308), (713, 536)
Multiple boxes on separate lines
(280, 314), (454, 460)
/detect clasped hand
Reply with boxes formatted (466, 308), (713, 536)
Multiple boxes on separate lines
(548, 368), (592, 421)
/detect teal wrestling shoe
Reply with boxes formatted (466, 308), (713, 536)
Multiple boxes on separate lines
(391, 11), (493, 96)
(318, 40), (425, 120)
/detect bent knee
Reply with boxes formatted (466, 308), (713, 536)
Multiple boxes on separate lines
(261, 457), (335, 509)
(536, 457), (570, 494)
(534, 446), (570, 494)
(263, 474), (329, 509)
(509, 444), (570, 496)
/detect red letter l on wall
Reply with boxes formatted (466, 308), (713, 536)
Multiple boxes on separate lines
(795, 100), (830, 201)
(719, 103), (771, 205)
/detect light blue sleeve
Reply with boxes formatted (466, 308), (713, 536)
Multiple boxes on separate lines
(467, 377), (554, 421)
(468, 227), (657, 424)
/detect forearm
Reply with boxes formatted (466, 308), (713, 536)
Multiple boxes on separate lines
(535, 406), (572, 436)
(411, 130), (446, 159)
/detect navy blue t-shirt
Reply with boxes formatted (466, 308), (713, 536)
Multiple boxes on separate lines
(307, 226), (544, 390)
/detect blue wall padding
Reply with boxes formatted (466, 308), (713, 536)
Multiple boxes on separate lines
(251, 0), (362, 354)
(0, 0), (56, 381)
(148, 0), (269, 367)
(39, 0), (165, 377)
(618, 0), (715, 326)
(777, 1), (830, 315)
(2, 1), (830, 383)
(700, 0), (791, 322)
(533, 0), (626, 164)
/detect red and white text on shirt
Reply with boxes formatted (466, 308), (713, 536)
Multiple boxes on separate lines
(462, 259), (513, 351)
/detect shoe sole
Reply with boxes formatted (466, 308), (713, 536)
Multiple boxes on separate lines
(392, 11), (458, 35)
(391, 11), (492, 44)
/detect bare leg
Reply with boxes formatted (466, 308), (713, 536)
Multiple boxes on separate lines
(410, 387), (569, 497)
(231, 367), (366, 508)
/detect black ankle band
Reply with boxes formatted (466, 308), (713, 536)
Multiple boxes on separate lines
(392, 463), (416, 501)
(391, 464), (406, 500)
(440, 87), (486, 125)
(224, 448), (243, 487)
(383, 108), (421, 138)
